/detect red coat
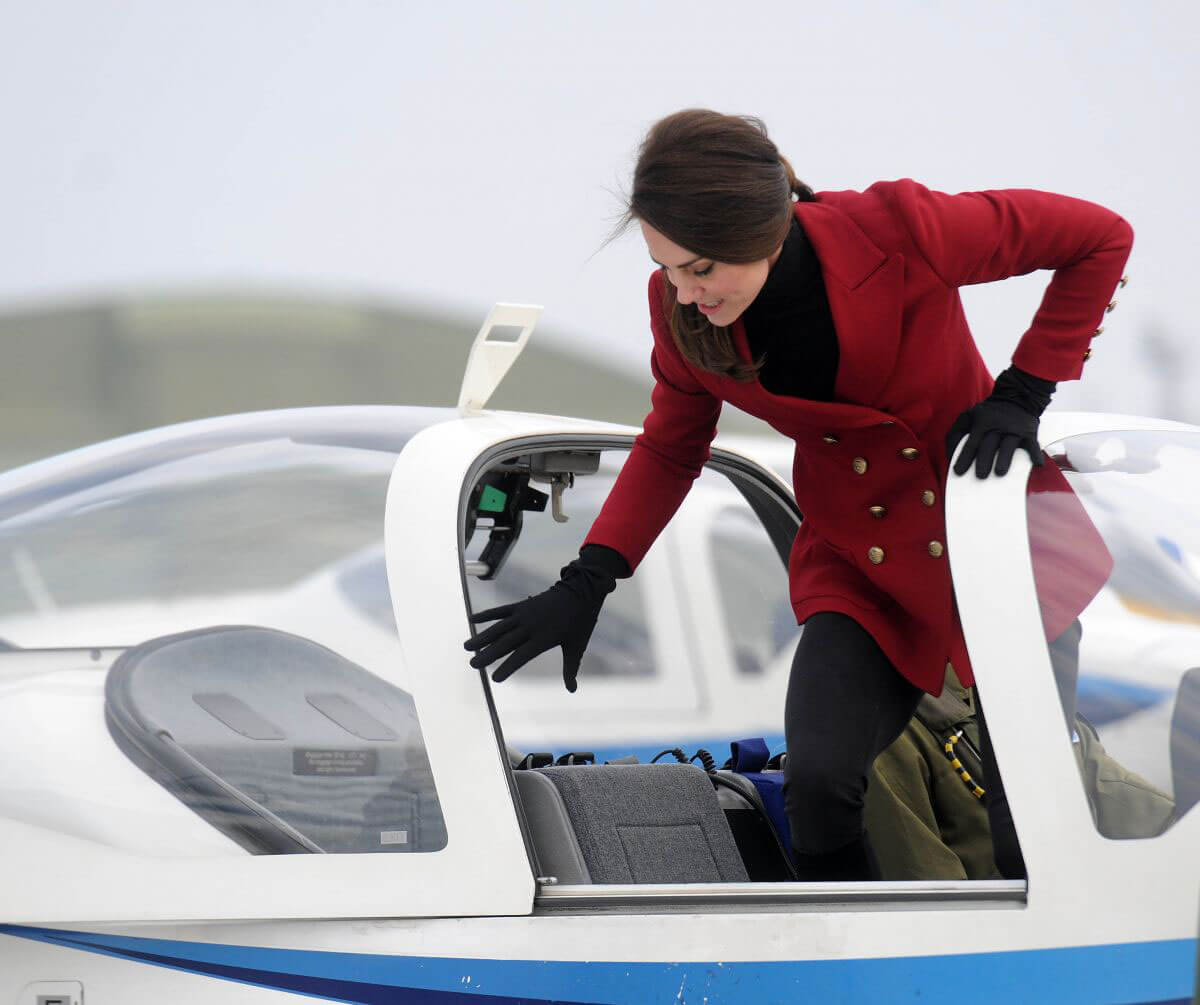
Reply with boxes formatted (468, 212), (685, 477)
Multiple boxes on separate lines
(584, 179), (1133, 694)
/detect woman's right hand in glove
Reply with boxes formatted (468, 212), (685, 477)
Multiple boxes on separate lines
(462, 548), (625, 693)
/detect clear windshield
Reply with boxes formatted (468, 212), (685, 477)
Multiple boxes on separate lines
(463, 447), (801, 767)
(0, 407), (455, 857)
(1028, 429), (1200, 839)
(0, 408), (448, 647)
(466, 470), (654, 682)
(710, 505), (799, 677)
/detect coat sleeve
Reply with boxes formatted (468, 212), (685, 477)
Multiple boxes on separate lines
(582, 271), (722, 572)
(884, 178), (1133, 382)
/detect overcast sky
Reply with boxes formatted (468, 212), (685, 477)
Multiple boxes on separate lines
(4, 1), (1198, 418)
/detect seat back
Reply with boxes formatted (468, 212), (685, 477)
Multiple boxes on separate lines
(105, 625), (446, 854)
(513, 769), (590, 884)
(528, 763), (748, 884)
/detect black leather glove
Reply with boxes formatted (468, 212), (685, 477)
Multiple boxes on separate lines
(946, 366), (1057, 479)
(463, 545), (629, 692)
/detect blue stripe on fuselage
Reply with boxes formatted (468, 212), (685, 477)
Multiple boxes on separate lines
(1, 924), (1193, 1004)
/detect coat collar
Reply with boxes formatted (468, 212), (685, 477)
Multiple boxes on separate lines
(730, 196), (904, 418)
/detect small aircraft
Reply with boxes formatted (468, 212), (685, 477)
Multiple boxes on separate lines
(0, 305), (1197, 1003)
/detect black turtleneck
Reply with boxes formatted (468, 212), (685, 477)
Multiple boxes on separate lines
(741, 217), (839, 401)
(577, 221), (841, 582)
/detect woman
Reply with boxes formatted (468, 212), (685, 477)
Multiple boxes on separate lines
(464, 109), (1132, 881)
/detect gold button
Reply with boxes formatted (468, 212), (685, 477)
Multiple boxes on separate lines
(1119, 274), (1129, 288)
(921, 490), (936, 507)
(1083, 348), (1092, 361)
(868, 546), (885, 565)
(869, 505), (887, 519)
(1106, 300), (1118, 313)
(899, 447), (919, 460)
(853, 457), (868, 475)
(1093, 325), (1104, 337)
(823, 434), (840, 445)
(928, 540), (944, 558)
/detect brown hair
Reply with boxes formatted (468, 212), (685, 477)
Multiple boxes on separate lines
(617, 109), (817, 381)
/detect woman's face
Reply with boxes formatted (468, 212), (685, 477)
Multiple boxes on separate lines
(640, 221), (779, 329)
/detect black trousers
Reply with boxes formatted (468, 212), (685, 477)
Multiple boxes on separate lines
(782, 612), (923, 879)
(783, 610), (1040, 881)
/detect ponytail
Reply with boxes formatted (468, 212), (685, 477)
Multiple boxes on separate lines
(779, 153), (817, 203)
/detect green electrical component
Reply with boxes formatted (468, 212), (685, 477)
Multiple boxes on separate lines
(478, 485), (508, 513)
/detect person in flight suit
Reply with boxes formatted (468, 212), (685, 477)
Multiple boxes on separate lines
(464, 108), (1133, 881)
(867, 655), (1174, 882)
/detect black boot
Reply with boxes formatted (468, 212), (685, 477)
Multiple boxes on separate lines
(792, 833), (881, 881)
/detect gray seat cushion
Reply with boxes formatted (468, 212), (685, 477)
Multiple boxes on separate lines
(535, 763), (749, 884)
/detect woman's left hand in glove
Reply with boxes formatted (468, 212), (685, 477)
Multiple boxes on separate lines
(946, 365), (1057, 479)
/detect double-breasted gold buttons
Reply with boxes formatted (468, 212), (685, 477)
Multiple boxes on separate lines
(1093, 325), (1104, 337)
(921, 490), (936, 507)
(1083, 348), (1092, 361)
(868, 546), (885, 565)
(869, 505), (887, 519)
(899, 447), (920, 460)
(1106, 300), (1118, 313)
(1119, 274), (1129, 288)
(853, 457), (868, 475)
(823, 434), (840, 445)
(928, 540), (945, 558)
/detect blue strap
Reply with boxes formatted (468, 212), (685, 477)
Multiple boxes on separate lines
(742, 771), (793, 857)
(729, 738), (793, 861)
(730, 737), (770, 774)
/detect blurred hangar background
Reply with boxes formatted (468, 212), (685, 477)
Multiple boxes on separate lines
(3, 2), (1197, 470)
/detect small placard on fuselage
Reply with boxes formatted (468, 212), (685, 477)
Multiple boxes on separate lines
(292, 748), (378, 776)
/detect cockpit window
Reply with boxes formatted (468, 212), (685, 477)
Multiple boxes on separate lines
(1028, 430), (1200, 838)
(710, 506), (798, 676)
(0, 409), (445, 647)
(462, 447), (801, 770)
(105, 625), (446, 855)
(336, 548), (396, 632)
(0, 408), (453, 857)
(465, 465), (654, 682)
